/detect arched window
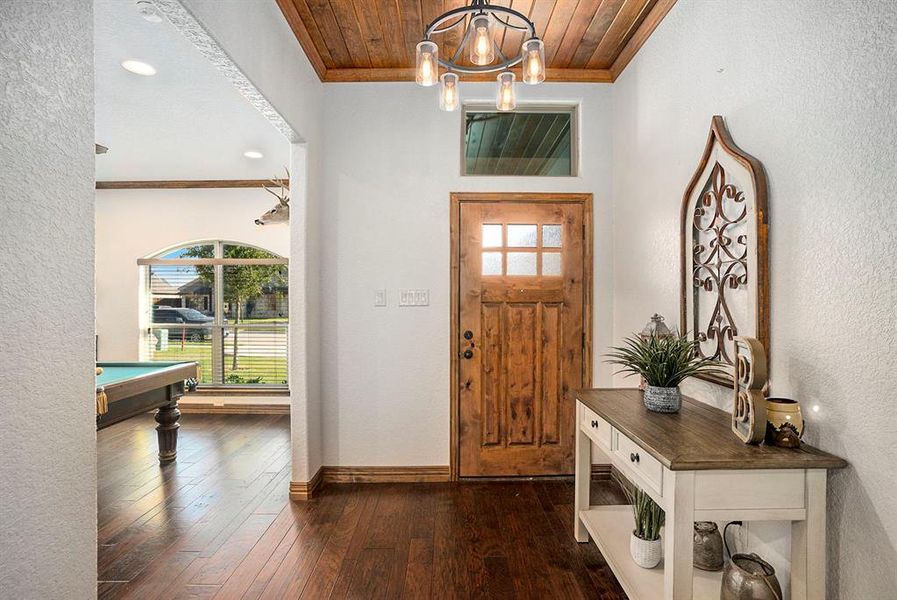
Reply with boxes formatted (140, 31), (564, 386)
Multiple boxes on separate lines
(138, 241), (288, 388)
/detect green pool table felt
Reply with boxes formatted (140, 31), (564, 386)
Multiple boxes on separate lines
(96, 362), (191, 387)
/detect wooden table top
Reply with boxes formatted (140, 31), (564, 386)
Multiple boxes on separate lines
(576, 388), (847, 471)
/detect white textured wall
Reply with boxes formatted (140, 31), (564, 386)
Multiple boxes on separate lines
(179, 0), (326, 481)
(320, 82), (614, 466)
(611, 1), (897, 597)
(0, 1), (97, 598)
(95, 188), (289, 358)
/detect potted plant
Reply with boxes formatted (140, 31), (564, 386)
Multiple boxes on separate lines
(605, 332), (723, 413)
(615, 474), (665, 569)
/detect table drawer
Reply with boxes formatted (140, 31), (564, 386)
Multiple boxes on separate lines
(614, 430), (663, 496)
(581, 405), (612, 449)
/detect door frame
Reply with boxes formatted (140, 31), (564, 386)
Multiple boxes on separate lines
(449, 192), (594, 480)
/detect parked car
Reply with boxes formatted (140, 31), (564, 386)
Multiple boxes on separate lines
(152, 307), (217, 342)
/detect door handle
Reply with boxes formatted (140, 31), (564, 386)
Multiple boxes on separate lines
(463, 330), (474, 340)
(462, 349), (474, 359)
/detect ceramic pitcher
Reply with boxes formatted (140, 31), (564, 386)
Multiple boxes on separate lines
(693, 521), (723, 571)
(720, 553), (782, 600)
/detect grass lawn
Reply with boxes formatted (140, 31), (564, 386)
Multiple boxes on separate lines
(150, 342), (287, 385)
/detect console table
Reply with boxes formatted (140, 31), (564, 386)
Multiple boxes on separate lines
(574, 389), (846, 600)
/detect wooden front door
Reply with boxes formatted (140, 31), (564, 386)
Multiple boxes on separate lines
(455, 196), (590, 477)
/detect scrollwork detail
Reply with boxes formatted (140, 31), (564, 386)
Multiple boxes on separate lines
(691, 162), (748, 365)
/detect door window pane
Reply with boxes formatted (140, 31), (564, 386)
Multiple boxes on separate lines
(507, 252), (537, 276)
(542, 252), (562, 276)
(482, 224), (503, 248)
(507, 225), (537, 247)
(482, 252), (503, 275)
(542, 225), (562, 248)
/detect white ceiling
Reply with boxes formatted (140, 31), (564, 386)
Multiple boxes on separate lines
(94, 0), (289, 180)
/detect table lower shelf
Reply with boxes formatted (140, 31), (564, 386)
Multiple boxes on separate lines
(579, 505), (722, 600)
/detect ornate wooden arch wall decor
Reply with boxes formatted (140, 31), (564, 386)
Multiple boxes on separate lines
(681, 116), (769, 385)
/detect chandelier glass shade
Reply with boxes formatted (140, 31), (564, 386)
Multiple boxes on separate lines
(496, 71), (517, 111)
(439, 72), (460, 112)
(415, 40), (439, 87)
(415, 0), (545, 111)
(521, 38), (546, 85)
(469, 15), (495, 66)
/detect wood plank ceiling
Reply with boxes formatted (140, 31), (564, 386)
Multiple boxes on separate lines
(277, 0), (676, 83)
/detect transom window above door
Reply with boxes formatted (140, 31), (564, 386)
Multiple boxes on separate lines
(463, 105), (578, 177)
(481, 223), (563, 277)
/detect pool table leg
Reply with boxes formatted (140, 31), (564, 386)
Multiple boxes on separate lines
(155, 393), (181, 464)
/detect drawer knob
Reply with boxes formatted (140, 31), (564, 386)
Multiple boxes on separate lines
(591, 420), (599, 428)
(630, 452), (640, 463)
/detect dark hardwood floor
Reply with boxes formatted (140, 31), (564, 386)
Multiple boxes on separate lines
(98, 413), (628, 599)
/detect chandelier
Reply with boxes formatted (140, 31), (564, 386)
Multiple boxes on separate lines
(415, 0), (546, 112)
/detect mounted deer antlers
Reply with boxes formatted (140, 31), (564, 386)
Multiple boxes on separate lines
(255, 168), (290, 226)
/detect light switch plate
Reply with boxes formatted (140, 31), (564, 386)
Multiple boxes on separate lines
(374, 289), (387, 307)
(398, 289), (429, 307)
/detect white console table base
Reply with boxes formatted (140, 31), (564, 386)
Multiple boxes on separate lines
(573, 395), (837, 600)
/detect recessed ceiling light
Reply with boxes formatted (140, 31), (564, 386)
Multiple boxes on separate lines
(121, 60), (157, 76)
(243, 150), (264, 159)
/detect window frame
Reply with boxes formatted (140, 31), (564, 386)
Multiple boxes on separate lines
(138, 240), (289, 391)
(460, 103), (579, 177)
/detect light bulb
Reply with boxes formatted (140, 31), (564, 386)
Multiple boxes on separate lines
(527, 51), (541, 76)
(475, 28), (491, 58)
(439, 72), (459, 112)
(469, 15), (494, 66)
(416, 41), (438, 87)
(521, 38), (545, 85)
(496, 72), (516, 111)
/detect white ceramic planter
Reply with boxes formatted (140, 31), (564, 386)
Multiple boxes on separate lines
(630, 532), (662, 568)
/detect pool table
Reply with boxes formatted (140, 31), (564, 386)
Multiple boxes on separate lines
(96, 361), (198, 463)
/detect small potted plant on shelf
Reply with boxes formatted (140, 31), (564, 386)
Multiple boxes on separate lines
(605, 332), (724, 413)
(616, 474), (665, 569)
